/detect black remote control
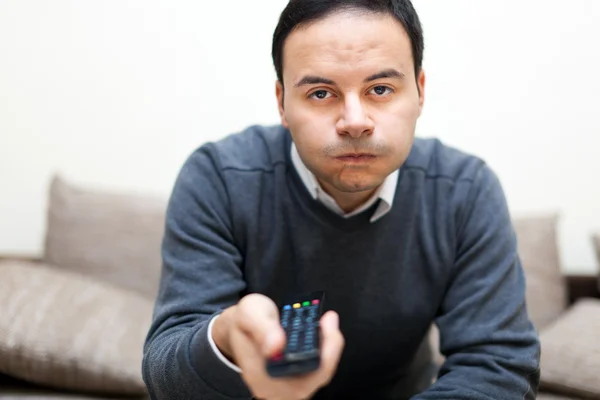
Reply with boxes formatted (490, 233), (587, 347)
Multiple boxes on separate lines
(266, 291), (325, 378)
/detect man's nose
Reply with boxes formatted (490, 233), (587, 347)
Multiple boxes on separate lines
(336, 95), (375, 138)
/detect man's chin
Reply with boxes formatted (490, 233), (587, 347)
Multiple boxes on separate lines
(333, 178), (382, 194)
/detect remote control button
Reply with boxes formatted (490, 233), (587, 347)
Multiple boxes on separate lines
(312, 299), (320, 305)
(285, 349), (319, 362)
(302, 301), (310, 307)
(293, 303), (301, 309)
(284, 305), (292, 310)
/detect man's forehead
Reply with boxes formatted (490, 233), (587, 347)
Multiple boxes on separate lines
(282, 11), (413, 76)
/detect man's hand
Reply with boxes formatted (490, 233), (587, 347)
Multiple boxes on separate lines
(212, 293), (345, 400)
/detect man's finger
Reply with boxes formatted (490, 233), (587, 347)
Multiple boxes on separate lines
(317, 311), (345, 385)
(236, 293), (286, 357)
(230, 326), (264, 370)
(229, 326), (272, 390)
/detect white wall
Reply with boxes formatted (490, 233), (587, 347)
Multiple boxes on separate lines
(1, 0), (599, 274)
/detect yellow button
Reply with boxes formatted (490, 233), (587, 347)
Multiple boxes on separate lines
(293, 303), (301, 309)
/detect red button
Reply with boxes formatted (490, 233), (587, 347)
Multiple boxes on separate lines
(312, 299), (320, 305)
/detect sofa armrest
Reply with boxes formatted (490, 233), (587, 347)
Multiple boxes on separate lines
(0, 254), (42, 263)
(566, 274), (600, 304)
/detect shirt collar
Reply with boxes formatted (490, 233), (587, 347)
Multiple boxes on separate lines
(291, 142), (398, 223)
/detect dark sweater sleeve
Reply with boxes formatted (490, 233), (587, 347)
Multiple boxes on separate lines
(142, 147), (253, 400)
(413, 164), (541, 399)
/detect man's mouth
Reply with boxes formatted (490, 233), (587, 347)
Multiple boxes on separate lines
(335, 153), (377, 163)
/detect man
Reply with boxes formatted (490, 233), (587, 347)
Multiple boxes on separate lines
(142, 0), (541, 399)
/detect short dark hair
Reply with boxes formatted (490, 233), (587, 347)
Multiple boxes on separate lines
(272, 0), (424, 86)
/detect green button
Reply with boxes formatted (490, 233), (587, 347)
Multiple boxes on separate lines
(302, 301), (310, 307)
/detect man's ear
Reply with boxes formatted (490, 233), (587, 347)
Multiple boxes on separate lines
(276, 80), (289, 128)
(417, 69), (426, 117)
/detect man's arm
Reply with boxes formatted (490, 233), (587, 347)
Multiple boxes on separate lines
(142, 147), (252, 400)
(414, 164), (541, 399)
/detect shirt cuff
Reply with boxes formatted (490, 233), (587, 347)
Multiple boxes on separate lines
(208, 314), (242, 373)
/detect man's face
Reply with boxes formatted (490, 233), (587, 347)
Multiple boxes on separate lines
(277, 11), (425, 195)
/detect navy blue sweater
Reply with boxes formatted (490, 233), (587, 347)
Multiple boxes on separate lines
(142, 125), (540, 399)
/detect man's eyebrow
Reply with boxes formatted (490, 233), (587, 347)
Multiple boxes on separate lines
(365, 69), (405, 82)
(295, 75), (336, 87)
(294, 69), (405, 87)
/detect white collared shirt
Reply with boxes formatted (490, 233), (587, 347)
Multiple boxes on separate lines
(291, 142), (398, 222)
(208, 141), (400, 373)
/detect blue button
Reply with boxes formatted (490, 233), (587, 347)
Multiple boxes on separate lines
(284, 305), (292, 310)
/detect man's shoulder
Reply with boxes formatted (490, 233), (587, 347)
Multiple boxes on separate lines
(405, 137), (487, 184)
(199, 124), (289, 173)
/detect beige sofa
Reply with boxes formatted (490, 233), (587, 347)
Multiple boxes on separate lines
(1, 175), (599, 399)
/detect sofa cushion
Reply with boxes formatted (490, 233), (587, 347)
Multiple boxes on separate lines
(539, 298), (600, 399)
(537, 394), (584, 400)
(0, 373), (147, 399)
(0, 260), (153, 396)
(43, 175), (166, 299)
(513, 214), (567, 330)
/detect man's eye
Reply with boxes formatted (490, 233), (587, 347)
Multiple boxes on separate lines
(370, 86), (393, 96)
(310, 90), (332, 100)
